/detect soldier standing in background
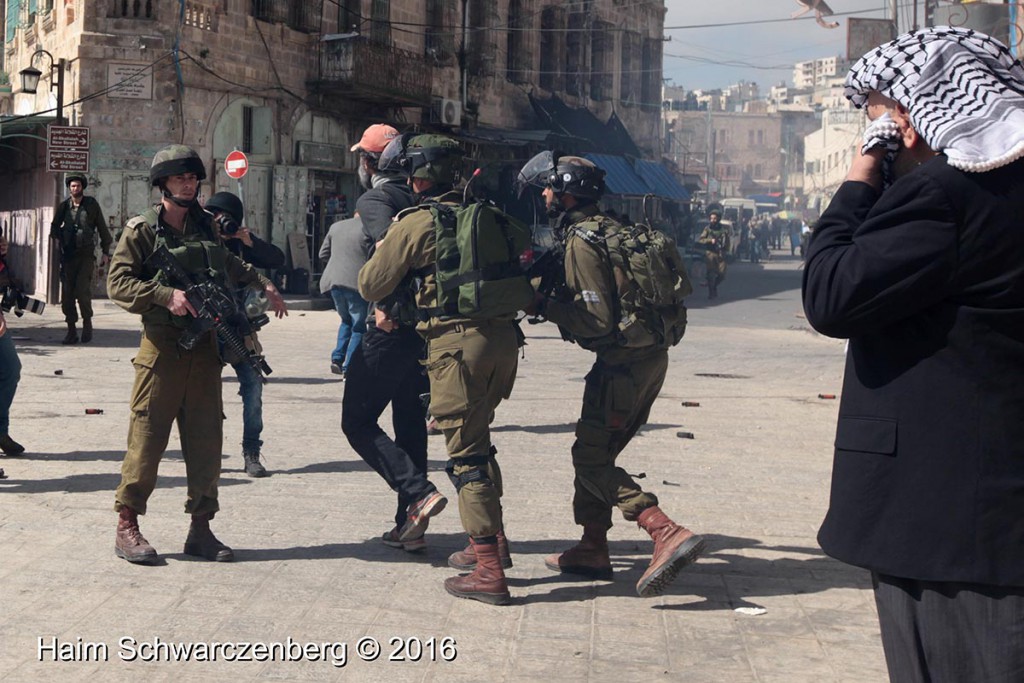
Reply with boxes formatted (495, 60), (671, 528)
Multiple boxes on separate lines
(50, 174), (112, 344)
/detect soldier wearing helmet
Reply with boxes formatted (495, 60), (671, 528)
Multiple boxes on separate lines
(358, 133), (520, 605)
(516, 151), (706, 598)
(696, 205), (730, 299)
(106, 144), (286, 566)
(48, 173), (112, 344)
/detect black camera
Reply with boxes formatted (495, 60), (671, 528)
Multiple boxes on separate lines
(1, 286), (46, 317)
(213, 212), (241, 236)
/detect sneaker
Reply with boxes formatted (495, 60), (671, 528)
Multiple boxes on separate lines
(330, 362), (344, 376)
(381, 526), (426, 552)
(398, 491), (447, 542)
(426, 418), (442, 436)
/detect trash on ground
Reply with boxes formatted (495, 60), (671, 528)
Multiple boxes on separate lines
(676, 431), (695, 439)
(680, 401), (701, 407)
(85, 408), (104, 415)
(734, 606), (767, 616)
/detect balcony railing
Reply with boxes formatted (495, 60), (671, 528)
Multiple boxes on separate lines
(312, 35), (432, 106)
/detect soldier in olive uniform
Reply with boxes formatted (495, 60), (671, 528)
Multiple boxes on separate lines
(517, 152), (706, 597)
(50, 174), (113, 344)
(359, 134), (520, 606)
(697, 208), (730, 299)
(107, 145), (286, 565)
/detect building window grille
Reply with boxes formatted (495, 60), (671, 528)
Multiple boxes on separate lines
(370, 0), (391, 45)
(564, 11), (585, 97)
(640, 37), (660, 112)
(425, 0), (454, 64)
(619, 31), (640, 106)
(252, 0), (286, 23)
(590, 21), (612, 101)
(466, 0), (496, 77)
(505, 0), (529, 83)
(288, 0), (319, 33)
(539, 5), (565, 92)
(338, 0), (360, 33)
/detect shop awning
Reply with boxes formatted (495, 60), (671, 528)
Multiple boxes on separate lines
(635, 160), (689, 201)
(585, 154), (690, 202)
(584, 153), (650, 196)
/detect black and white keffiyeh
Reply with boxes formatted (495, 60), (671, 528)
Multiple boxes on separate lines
(846, 26), (1024, 172)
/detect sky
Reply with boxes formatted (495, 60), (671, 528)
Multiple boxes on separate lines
(663, 1), (899, 90)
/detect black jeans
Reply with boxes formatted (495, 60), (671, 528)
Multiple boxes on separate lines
(342, 325), (433, 527)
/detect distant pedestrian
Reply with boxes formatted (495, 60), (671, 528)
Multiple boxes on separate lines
(0, 235), (24, 458)
(319, 217), (368, 377)
(787, 219), (802, 256)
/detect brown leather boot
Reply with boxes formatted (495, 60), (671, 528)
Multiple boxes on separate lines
(62, 322), (78, 345)
(448, 530), (512, 570)
(635, 506), (705, 597)
(115, 507), (158, 564)
(544, 523), (613, 580)
(184, 512), (234, 562)
(80, 318), (93, 344)
(444, 537), (511, 605)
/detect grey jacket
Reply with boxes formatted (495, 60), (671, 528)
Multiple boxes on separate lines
(319, 217), (366, 293)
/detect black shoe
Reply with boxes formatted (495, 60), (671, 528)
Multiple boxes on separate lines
(330, 362), (344, 376)
(62, 324), (78, 345)
(81, 319), (93, 344)
(0, 434), (25, 456)
(242, 449), (267, 478)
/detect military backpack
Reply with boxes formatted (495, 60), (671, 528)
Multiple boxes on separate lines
(574, 217), (692, 349)
(420, 200), (535, 319)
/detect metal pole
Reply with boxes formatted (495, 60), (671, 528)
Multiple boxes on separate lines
(55, 58), (65, 125)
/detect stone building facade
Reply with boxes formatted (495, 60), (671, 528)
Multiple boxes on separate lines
(1, 0), (667, 300)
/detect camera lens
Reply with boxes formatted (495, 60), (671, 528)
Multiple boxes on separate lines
(216, 213), (240, 235)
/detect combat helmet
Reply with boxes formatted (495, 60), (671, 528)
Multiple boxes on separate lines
(516, 151), (606, 201)
(150, 145), (207, 186)
(65, 174), (88, 190)
(407, 134), (463, 185)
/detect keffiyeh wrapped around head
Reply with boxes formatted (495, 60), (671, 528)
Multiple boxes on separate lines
(845, 26), (1024, 172)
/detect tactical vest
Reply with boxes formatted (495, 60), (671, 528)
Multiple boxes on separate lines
(416, 199), (534, 320)
(57, 197), (98, 253)
(129, 206), (228, 327)
(571, 215), (691, 351)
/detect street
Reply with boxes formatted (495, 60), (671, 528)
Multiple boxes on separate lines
(0, 251), (887, 682)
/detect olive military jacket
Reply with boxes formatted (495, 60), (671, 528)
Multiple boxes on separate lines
(108, 204), (270, 327)
(544, 204), (655, 364)
(697, 223), (730, 254)
(49, 195), (112, 257)
(357, 191), (516, 338)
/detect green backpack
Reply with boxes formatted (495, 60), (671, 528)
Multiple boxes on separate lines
(422, 200), (535, 319)
(575, 217), (692, 349)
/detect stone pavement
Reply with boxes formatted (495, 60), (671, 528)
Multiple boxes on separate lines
(0, 253), (888, 682)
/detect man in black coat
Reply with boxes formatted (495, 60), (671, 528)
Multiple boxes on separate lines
(802, 27), (1024, 682)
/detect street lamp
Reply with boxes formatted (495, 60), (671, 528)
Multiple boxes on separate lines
(19, 49), (65, 124)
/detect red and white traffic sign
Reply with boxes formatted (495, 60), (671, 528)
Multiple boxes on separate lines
(224, 150), (249, 179)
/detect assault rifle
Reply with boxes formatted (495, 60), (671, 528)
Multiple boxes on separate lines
(146, 244), (272, 379)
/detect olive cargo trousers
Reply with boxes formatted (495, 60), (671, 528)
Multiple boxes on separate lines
(571, 350), (667, 528)
(114, 325), (224, 516)
(425, 321), (519, 538)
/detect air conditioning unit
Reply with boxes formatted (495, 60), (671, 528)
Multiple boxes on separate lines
(431, 98), (462, 127)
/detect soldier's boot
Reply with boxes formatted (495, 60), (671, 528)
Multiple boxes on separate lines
(114, 507), (159, 564)
(444, 537), (511, 606)
(184, 512), (235, 562)
(707, 276), (718, 299)
(62, 322), (78, 345)
(448, 530), (513, 570)
(80, 318), (93, 344)
(544, 523), (614, 580)
(0, 433), (25, 456)
(242, 448), (267, 478)
(635, 506), (706, 597)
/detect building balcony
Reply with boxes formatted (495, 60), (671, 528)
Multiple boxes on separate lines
(310, 35), (432, 107)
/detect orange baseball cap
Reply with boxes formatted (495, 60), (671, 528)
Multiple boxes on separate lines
(350, 124), (399, 153)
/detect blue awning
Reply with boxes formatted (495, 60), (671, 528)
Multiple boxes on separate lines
(585, 153), (689, 202)
(584, 154), (650, 196)
(635, 160), (690, 201)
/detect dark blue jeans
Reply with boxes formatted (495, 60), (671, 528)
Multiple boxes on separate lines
(342, 325), (433, 527)
(0, 331), (21, 436)
(232, 360), (263, 452)
(330, 286), (368, 370)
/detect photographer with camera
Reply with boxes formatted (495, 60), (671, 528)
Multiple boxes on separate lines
(205, 191), (286, 478)
(0, 236), (25, 458)
(50, 174), (112, 344)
